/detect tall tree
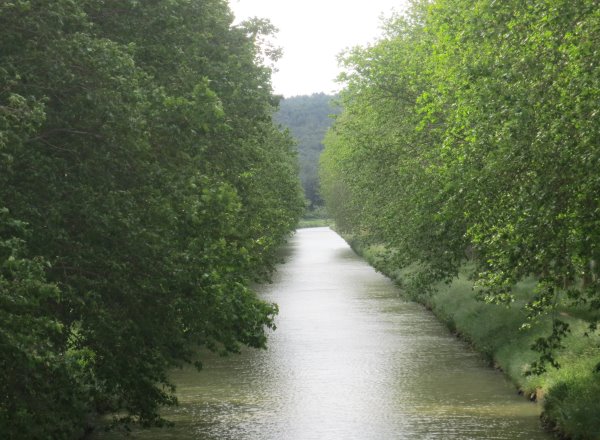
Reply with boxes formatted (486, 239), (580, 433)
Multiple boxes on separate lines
(0, 0), (303, 437)
(321, 0), (600, 369)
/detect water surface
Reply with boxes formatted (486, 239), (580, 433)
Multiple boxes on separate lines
(103, 227), (550, 439)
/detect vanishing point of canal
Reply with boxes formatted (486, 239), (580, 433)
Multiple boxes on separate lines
(105, 227), (551, 439)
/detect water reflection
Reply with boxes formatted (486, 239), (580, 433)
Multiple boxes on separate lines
(101, 227), (550, 440)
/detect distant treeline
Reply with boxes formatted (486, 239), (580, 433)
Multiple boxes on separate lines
(275, 93), (339, 208)
(0, 0), (303, 437)
(322, 0), (599, 371)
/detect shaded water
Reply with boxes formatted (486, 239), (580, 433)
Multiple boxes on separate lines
(103, 227), (551, 439)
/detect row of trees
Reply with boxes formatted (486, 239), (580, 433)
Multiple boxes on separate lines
(321, 0), (599, 369)
(0, 1), (303, 438)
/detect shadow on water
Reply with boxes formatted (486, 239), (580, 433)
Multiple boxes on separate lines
(97, 227), (551, 440)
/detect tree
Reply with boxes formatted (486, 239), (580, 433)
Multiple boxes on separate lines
(0, 0), (303, 436)
(321, 0), (600, 371)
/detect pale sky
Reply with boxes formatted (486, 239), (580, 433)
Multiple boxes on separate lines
(229, 0), (409, 97)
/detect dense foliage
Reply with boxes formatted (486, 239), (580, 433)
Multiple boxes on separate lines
(0, 0), (303, 438)
(275, 93), (339, 208)
(321, 0), (600, 372)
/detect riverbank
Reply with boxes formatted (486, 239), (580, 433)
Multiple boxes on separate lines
(344, 236), (600, 440)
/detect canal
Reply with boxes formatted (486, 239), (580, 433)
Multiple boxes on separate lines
(103, 227), (551, 439)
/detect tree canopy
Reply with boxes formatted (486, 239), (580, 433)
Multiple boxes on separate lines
(0, 0), (303, 437)
(321, 0), (600, 371)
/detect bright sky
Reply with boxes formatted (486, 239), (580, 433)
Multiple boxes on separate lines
(228, 0), (409, 97)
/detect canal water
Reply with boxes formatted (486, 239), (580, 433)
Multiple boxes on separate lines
(104, 227), (551, 439)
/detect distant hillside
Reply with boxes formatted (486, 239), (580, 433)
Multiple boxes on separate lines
(275, 93), (339, 208)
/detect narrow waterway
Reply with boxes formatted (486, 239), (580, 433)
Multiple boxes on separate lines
(106, 227), (551, 439)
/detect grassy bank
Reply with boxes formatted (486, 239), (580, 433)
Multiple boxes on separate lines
(347, 238), (600, 440)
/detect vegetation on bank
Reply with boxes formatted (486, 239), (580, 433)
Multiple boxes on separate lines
(321, 0), (600, 438)
(0, 1), (303, 438)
